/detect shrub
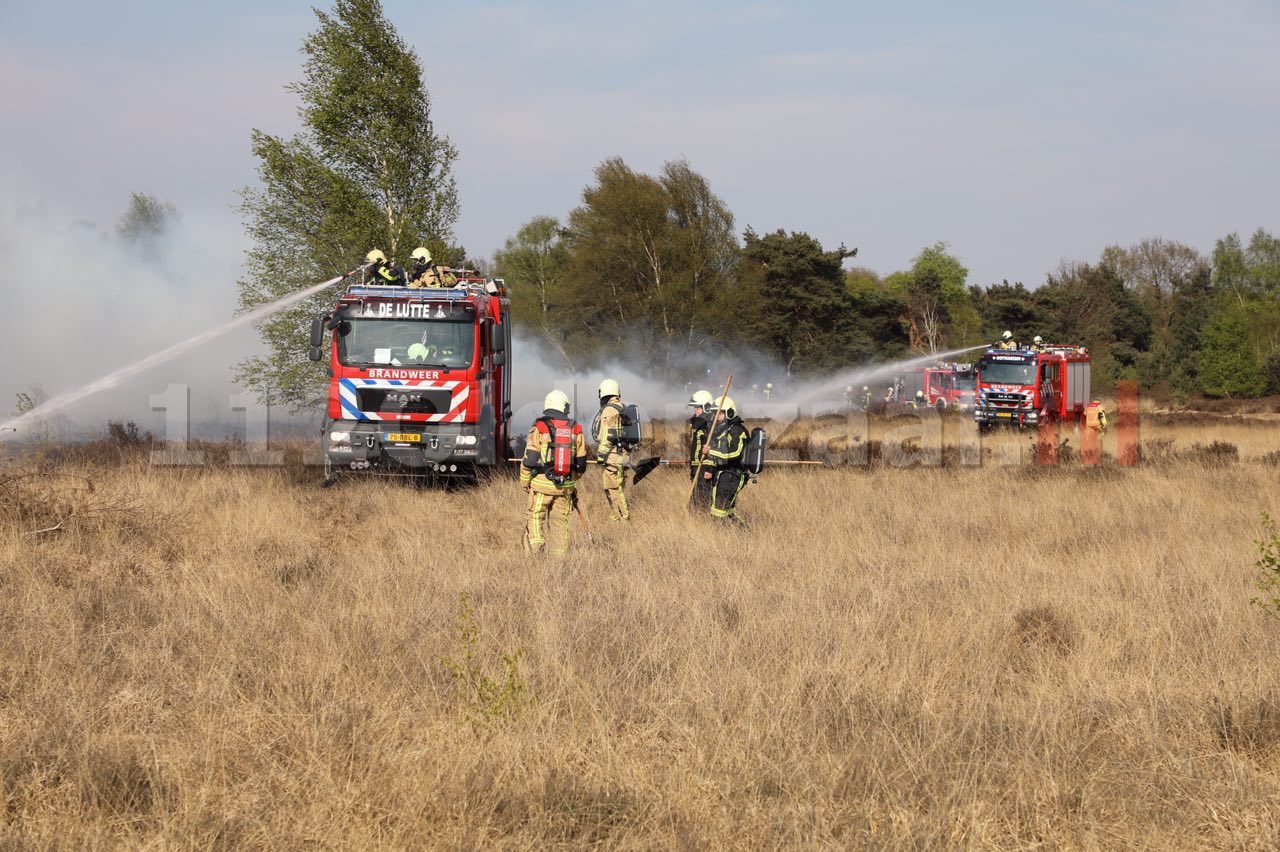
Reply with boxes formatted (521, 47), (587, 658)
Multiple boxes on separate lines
(441, 593), (532, 725)
(1250, 514), (1280, 620)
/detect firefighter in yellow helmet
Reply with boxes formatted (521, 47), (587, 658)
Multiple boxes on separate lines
(1029, 335), (1046, 353)
(912, 389), (927, 409)
(996, 330), (1018, 350)
(701, 395), (750, 523)
(365, 248), (405, 286)
(520, 389), (588, 555)
(406, 247), (441, 288)
(593, 378), (632, 521)
(686, 389), (714, 508)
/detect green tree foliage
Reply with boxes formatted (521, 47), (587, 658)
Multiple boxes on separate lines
(1167, 265), (1215, 392)
(970, 281), (1053, 344)
(888, 242), (972, 353)
(1246, 228), (1280, 293)
(737, 229), (858, 376)
(235, 0), (458, 408)
(493, 216), (572, 364)
(554, 157), (738, 369)
(1262, 351), (1280, 396)
(1198, 298), (1264, 397)
(1101, 238), (1205, 344)
(116, 193), (178, 261)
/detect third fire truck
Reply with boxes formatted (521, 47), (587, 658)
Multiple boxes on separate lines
(892, 362), (977, 410)
(973, 345), (1092, 430)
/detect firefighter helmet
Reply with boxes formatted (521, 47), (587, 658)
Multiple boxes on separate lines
(1033, 335), (1043, 344)
(862, 385), (869, 391)
(598, 378), (620, 400)
(410, 247), (431, 263)
(688, 389), (713, 407)
(407, 343), (430, 361)
(915, 390), (924, 399)
(1002, 330), (1013, 340)
(718, 396), (737, 417)
(845, 385), (853, 393)
(544, 389), (570, 415)
(366, 249), (387, 264)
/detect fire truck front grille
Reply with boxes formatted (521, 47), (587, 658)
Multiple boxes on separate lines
(356, 387), (454, 415)
(985, 392), (1028, 408)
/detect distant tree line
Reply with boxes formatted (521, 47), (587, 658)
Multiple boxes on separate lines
(497, 158), (1280, 398)
(235, 0), (1279, 407)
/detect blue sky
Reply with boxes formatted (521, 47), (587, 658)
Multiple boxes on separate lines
(2, 0), (1278, 287)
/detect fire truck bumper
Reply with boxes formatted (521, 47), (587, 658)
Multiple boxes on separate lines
(323, 420), (496, 471)
(974, 408), (1038, 427)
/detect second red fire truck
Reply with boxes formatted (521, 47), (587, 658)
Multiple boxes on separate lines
(973, 345), (1092, 430)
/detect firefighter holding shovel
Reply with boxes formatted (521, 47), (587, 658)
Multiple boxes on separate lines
(520, 389), (588, 555)
(702, 395), (751, 523)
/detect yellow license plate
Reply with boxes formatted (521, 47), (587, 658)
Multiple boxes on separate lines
(997, 412), (1013, 418)
(385, 433), (420, 443)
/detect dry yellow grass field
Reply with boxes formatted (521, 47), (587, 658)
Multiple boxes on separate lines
(3, 415), (1280, 848)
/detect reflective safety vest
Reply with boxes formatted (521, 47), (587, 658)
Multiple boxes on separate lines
(1084, 404), (1104, 431)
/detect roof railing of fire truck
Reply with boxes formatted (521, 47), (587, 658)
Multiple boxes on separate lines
(342, 273), (505, 298)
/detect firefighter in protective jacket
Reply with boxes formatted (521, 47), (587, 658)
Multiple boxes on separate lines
(407, 247), (440, 288)
(687, 389), (714, 508)
(594, 378), (631, 521)
(687, 390), (713, 480)
(702, 396), (749, 521)
(365, 249), (405, 286)
(520, 389), (588, 555)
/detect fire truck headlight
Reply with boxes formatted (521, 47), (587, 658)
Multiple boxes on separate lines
(329, 431), (351, 444)
(456, 434), (476, 446)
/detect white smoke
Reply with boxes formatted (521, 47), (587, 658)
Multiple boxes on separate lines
(0, 196), (314, 440)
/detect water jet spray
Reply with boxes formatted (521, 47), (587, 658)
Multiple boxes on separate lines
(0, 270), (361, 434)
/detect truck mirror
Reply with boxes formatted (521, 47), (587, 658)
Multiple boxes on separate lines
(310, 317), (324, 348)
(491, 323), (506, 352)
(308, 346), (322, 362)
(492, 352), (507, 367)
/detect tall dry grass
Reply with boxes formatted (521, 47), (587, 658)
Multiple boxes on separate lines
(2, 416), (1280, 847)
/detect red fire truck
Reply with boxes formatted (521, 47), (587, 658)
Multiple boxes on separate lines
(924, 363), (976, 410)
(892, 363), (977, 410)
(308, 272), (512, 478)
(973, 345), (1091, 430)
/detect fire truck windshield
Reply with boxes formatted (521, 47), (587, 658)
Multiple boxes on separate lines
(338, 318), (475, 369)
(978, 360), (1036, 386)
(955, 376), (976, 391)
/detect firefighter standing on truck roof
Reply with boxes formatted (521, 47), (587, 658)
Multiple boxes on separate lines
(365, 249), (405, 286)
(1029, 335), (1046, 353)
(594, 379), (631, 522)
(996, 330), (1018, 350)
(687, 390), (714, 509)
(406, 247), (440, 288)
(520, 389), (588, 556)
(702, 396), (749, 524)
